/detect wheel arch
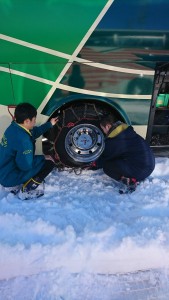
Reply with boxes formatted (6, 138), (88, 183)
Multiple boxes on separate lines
(42, 95), (131, 167)
(46, 94), (131, 125)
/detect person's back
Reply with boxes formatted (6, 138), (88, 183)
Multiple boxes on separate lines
(103, 124), (155, 181)
(0, 121), (30, 186)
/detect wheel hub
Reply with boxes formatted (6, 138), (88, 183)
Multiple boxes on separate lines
(65, 124), (105, 162)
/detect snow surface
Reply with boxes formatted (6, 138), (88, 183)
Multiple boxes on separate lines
(1, 157), (169, 299)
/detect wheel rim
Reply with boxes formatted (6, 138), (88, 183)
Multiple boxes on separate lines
(65, 123), (105, 163)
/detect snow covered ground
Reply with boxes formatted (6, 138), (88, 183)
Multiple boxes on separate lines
(1, 157), (169, 299)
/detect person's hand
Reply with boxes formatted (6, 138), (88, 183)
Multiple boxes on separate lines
(50, 117), (59, 126)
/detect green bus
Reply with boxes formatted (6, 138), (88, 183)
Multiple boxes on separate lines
(1, 0), (169, 167)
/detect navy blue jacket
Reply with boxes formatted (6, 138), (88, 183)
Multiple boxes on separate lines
(96, 123), (155, 181)
(0, 121), (52, 187)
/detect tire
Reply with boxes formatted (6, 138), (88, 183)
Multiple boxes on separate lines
(43, 101), (124, 167)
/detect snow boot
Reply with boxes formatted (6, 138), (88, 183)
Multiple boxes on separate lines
(119, 177), (138, 194)
(4, 185), (21, 195)
(18, 177), (44, 200)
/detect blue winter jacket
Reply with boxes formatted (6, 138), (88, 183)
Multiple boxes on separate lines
(0, 121), (52, 187)
(96, 123), (155, 181)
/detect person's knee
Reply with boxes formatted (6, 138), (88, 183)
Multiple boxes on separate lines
(45, 159), (55, 168)
(103, 165), (120, 181)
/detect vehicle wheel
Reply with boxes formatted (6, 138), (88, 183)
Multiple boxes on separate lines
(43, 101), (124, 167)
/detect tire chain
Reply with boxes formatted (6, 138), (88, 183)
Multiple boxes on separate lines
(52, 103), (101, 174)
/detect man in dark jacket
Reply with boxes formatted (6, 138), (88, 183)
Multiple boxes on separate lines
(96, 115), (155, 193)
(0, 103), (58, 199)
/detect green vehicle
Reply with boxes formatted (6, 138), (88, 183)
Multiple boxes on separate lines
(1, 0), (169, 167)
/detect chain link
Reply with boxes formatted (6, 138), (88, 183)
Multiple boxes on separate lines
(51, 103), (101, 174)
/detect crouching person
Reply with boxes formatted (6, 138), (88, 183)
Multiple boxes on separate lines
(95, 114), (155, 193)
(0, 103), (58, 200)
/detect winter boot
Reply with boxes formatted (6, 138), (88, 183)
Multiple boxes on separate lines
(18, 177), (45, 200)
(119, 177), (138, 194)
(4, 185), (21, 195)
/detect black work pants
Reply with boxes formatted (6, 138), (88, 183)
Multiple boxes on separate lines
(103, 158), (154, 182)
(103, 159), (126, 181)
(33, 160), (55, 182)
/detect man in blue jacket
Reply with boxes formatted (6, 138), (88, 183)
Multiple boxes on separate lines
(96, 114), (155, 193)
(0, 103), (58, 199)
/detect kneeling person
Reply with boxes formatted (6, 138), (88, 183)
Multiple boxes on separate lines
(0, 103), (58, 199)
(95, 115), (155, 193)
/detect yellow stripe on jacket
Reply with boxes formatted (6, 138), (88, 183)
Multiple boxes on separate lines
(108, 124), (128, 138)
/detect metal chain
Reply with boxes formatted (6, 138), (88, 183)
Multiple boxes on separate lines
(70, 106), (79, 121)
(51, 103), (100, 174)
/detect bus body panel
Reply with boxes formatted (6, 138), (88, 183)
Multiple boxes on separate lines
(0, 0), (169, 158)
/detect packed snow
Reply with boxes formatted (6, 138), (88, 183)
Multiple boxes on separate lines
(1, 157), (169, 299)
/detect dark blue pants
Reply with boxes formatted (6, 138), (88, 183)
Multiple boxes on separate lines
(34, 160), (55, 182)
(103, 159), (128, 181)
(103, 159), (154, 181)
